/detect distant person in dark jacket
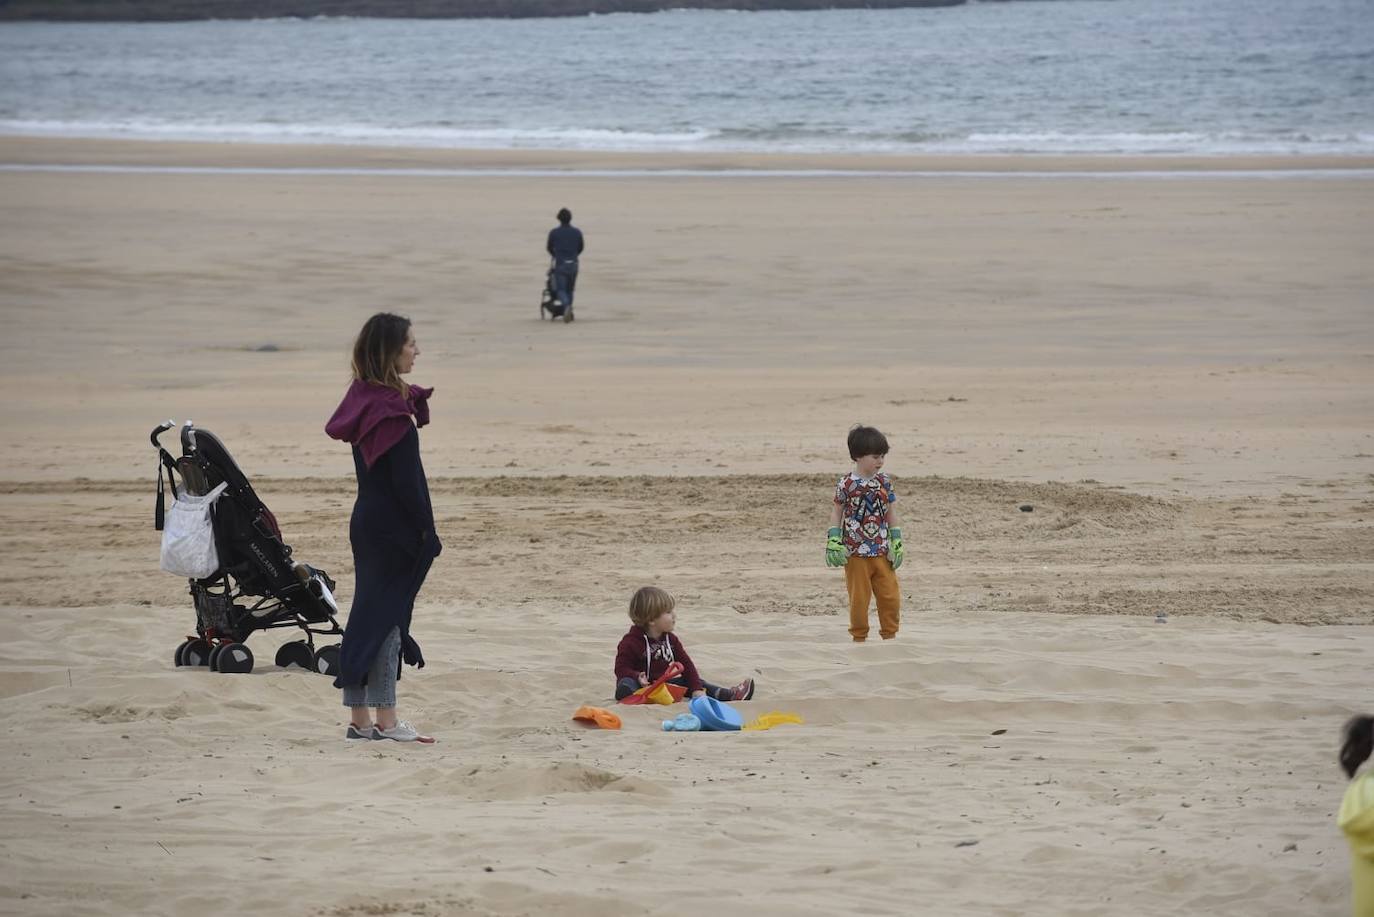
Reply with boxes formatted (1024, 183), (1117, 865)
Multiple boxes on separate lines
(546, 207), (584, 315)
(325, 312), (442, 744)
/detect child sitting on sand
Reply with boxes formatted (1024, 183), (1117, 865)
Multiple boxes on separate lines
(826, 424), (904, 641)
(613, 586), (754, 702)
(1339, 714), (1374, 917)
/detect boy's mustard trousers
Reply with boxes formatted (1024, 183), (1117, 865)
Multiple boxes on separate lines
(844, 555), (900, 640)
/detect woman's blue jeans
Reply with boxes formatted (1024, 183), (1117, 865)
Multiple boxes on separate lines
(342, 626), (400, 708)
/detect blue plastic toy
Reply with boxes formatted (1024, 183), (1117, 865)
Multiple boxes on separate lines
(662, 713), (702, 732)
(689, 695), (744, 731)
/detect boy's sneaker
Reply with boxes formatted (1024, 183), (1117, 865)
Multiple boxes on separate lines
(345, 724), (375, 742)
(371, 720), (436, 744)
(725, 678), (755, 702)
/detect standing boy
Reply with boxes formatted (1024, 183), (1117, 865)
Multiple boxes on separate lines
(826, 424), (904, 641)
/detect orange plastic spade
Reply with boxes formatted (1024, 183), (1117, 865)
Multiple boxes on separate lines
(619, 661), (687, 705)
(571, 705), (622, 729)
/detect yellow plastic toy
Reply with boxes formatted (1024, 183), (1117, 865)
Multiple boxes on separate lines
(742, 711), (804, 731)
(638, 682), (685, 705)
(619, 662), (687, 706)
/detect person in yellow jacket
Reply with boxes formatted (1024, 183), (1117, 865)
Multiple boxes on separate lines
(1340, 714), (1374, 917)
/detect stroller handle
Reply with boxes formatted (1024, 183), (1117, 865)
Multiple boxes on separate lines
(149, 420), (176, 449)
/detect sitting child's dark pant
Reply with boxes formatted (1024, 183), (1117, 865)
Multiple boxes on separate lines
(615, 675), (727, 701)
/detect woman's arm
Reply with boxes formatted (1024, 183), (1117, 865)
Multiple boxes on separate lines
(385, 425), (438, 555)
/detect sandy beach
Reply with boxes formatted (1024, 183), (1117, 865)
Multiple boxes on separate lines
(1, 136), (1371, 916)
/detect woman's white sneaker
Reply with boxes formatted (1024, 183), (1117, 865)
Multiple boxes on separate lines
(371, 721), (436, 744)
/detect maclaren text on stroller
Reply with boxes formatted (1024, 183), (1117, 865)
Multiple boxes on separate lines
(152, 421), (343, 675)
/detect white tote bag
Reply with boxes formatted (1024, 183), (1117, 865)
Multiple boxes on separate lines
(159, 482), (229, 579)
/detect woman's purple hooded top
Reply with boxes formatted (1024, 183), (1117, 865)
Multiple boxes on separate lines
(325, 380), (433, 469)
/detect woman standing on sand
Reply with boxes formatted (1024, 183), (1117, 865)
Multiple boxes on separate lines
(325, 313), (441, 744)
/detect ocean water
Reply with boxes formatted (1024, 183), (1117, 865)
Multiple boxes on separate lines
(1, 0), (1371, 156)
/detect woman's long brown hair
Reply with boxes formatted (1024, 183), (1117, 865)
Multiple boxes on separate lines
(350, 312), (411, 395)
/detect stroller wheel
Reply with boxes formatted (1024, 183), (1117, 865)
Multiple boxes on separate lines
(180, 638), (212, 668)
(215, 642), (254, 674)
(208, 643), (226, 671)
(274, 640), (314, 670)
(174, 639), (192, 667)
(313, 644), (341, 677)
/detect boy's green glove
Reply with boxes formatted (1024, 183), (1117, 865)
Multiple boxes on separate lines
(887, 527), (904, 570)
(825, 527), (847, 567)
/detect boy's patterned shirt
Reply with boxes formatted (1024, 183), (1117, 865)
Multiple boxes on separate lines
(835, 472), (897, 556)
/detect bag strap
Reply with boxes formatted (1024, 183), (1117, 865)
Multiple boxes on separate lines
(155, 460), (166, 531)
(153, 447), (180, 531)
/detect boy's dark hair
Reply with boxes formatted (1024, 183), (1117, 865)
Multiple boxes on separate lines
(847, 424), (889, 461)
(1341, 714), (1374, 779)
(557, 207), (572, 224)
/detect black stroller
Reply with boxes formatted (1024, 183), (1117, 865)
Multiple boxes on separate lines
(151, 421), (343, 675)
(539, 259), (574, 323)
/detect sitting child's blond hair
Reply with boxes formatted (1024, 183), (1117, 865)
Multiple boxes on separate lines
(629, 585), (675, 627)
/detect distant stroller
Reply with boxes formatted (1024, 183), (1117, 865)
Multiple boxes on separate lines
(539, 258), (575, 323)
(151, 421), (342, 675)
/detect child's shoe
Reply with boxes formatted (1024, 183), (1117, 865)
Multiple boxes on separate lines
(724, 678), (755, 702)
(345, 723), (375, 742)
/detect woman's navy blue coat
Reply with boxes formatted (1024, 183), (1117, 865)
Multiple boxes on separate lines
(334, 423), (442, 690)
